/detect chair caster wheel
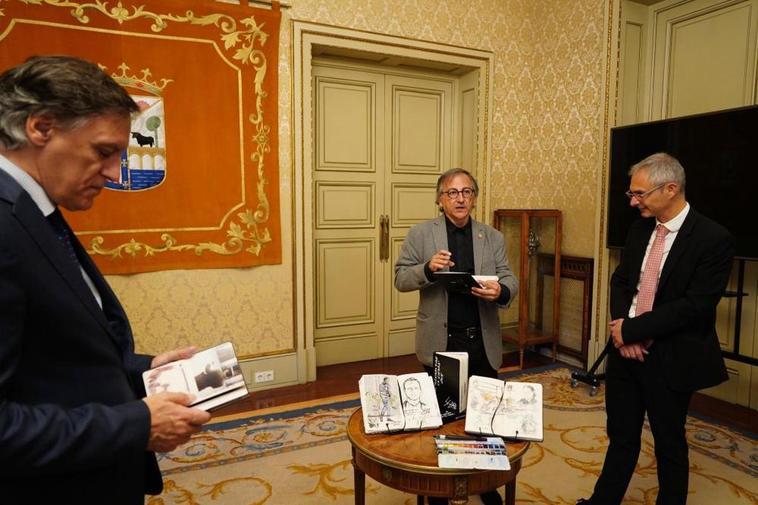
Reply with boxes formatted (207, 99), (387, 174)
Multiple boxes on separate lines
(571, 378), (578, 388)
(590, 386), (599, 397)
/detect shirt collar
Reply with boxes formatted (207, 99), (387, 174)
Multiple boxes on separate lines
(0, 153), (56, 216)
(657, 202), (690, 233)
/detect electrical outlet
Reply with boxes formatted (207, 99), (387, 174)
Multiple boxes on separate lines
(254, 370), (274, 383)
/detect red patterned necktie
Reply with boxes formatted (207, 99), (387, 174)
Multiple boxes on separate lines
(635, 224), (669, 316)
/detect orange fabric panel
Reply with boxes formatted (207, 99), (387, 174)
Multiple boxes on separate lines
(0, 0), (282, 273)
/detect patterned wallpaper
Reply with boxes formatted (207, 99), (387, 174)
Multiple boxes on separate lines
(115, 0), (611, 357)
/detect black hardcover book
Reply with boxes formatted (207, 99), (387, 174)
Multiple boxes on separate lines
(432, 272), (481, 294)
(432, 351), (469, 423)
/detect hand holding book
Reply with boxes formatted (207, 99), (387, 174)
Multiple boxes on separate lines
(143, 342), (249, 412)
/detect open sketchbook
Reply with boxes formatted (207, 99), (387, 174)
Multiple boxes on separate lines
(142, 342), (248, 411)
(464, 375), (543, 441)
(359, 372), (443, 433)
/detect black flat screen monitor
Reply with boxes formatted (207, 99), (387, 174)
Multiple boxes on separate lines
(607, 105), (758, 260)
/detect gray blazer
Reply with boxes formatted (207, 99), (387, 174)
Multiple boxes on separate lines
(394, 215), (518, 370)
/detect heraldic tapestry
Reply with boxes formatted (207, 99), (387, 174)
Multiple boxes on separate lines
(0, 0), (282, 273)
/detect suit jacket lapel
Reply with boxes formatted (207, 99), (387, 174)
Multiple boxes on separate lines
(432, 215), (448, 258)
(13, 193), (115, 335)
(472, 219), (484, 274)
(658, 209), (697, 293)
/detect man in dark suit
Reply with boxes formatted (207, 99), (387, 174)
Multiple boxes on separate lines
(578, 153), (734, 505)
(0, 55), (211, 504)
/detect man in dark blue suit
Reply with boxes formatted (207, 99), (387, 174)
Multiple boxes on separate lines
(0, 56), (211, 504)
(578, 153), (734, 505)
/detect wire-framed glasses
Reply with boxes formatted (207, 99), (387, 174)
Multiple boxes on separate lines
(443, 187), (476, 199)
(625, 183), (665, 200)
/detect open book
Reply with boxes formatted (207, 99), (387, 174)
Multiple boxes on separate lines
(358, 372), (443, 433)
(142, 342), (248, 411)
(464, 375), (543, 441)
(432, 351), (468, 423)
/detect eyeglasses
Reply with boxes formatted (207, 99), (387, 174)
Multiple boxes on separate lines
(625, 183), (665, 200)
(443, 187), (476, 199)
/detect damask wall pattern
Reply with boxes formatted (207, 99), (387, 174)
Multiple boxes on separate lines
(119, 0), (610, 357)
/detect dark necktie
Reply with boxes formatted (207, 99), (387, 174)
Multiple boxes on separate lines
(47, 208), (80, 265)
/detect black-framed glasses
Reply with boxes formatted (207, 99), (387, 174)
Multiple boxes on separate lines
(625, 183), (665, 200)
(443, 187), (476, 199)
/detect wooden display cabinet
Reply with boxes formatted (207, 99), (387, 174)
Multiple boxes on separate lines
(493, 209), (562, 369)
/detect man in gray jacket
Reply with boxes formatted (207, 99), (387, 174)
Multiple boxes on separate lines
(394, 168), (518, 505)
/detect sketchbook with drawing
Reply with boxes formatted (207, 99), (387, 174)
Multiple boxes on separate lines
(358, 372), (443, 434)
(142, 342), (248, 411)
(464, 375), (543, 441)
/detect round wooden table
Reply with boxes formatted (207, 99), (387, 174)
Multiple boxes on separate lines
(347, 408), (530, 505)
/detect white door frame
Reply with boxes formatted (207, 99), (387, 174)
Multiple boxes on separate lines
(292, 20), (494, 381)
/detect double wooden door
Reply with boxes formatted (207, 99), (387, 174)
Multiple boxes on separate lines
(311, 59), (473, 365)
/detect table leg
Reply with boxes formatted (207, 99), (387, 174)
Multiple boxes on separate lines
(417, 496), (424, 505)
(451, 476), (468, 504)
(505, 479), (516, 505)
(353, 465), (365, 505)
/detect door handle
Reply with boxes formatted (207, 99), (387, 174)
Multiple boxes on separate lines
(379, 214), (390, 262)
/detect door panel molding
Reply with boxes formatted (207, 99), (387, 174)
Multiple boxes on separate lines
(315, 77), (376, 171)
(649, 0), (758, 118)
(391, 183), (439, 227)
(393, 88), (443, 171)
(316, 239), (375, 327)
(316, 182), (376, 229)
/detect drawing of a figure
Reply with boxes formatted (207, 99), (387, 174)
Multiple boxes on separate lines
(379, 377), (392, 421)
(401, 376), (427, 413)
(519, 384), (537, 405)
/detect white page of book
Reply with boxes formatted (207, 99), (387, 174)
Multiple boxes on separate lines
(464, 375), (505, 436)
(472, 274), (499, 287)
(494, 382), (543, 441)
(359, 375), (405, 433)
(397, 372), (442, 430)
(143, 342), (247, 411)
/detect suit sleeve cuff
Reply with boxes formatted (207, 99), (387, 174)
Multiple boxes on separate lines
(497, 285), (510, 305)
(424, 262), (435, 282)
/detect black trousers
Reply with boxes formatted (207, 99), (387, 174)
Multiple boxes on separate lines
(423, 329), (498, 380)
(590, 347), (692, 505)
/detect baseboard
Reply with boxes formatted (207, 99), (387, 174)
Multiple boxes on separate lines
(239, 352), (299, 391)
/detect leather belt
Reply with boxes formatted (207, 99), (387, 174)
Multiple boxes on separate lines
(448, 326), (481, 339)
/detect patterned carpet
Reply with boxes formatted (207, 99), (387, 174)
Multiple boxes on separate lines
(148, 365), (757, 504)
